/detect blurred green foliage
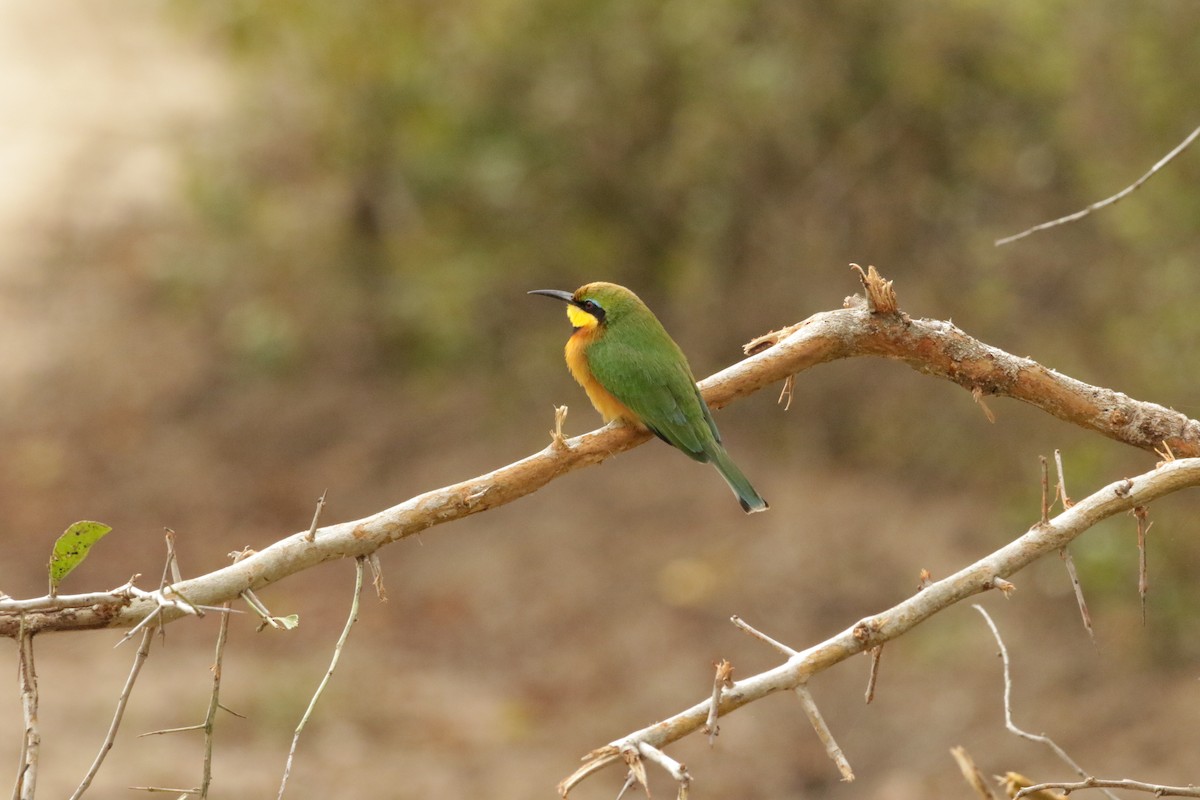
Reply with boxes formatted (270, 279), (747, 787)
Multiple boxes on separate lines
(162, 1), (1200, 504)
(167, 0), (1200, 373)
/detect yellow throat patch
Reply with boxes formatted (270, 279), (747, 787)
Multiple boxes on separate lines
(566, 303), (599, 329)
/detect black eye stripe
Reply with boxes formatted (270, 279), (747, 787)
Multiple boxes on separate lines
(576, 298), (606, 322)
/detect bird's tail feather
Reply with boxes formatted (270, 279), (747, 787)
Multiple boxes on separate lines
(707, 443), (769, 514)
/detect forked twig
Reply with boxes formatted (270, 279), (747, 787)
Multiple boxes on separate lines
(972, 606), (1119, 800)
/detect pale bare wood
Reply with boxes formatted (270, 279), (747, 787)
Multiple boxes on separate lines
(4, 273), (1199, 637)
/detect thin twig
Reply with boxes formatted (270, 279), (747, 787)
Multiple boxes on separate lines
(276, 558), (365, 799)
(1000, 772), (1068, 800)
(559, 460), (1200, 796)
(990, 576), (1016, 597)
(367, 553), (387, 601)
(69, 628), (155, 800)
(304, 490), (328, 543)
(864, 646), (883, 704)
(777, 374), (795, 411)
(1015, 777), (1200, 798)
(730, 615), (798, 657)
(550, 405), (569, 449)
(1054, 450), (1073, 508)
(636, 742), (691, 799)
(163, 529), (183, 585)
(614, 771), (638, 800)
(1058, 548), (1094, 642)
(200, 600), (234, 799)
(128, 786), (198, 794)
(950, 746), (997, 800)
(1045, 453), (1092, 638)
(996, 123), (1200, 246)
(972, 606), (1119, 800)
(795, 685), (854, 782)
(13, 623), (38, 800)
(1040, 455), (1050, 524)
(15, 277), (1200, 638)
(704, 660), (734, 745)
(240, 589), (293, 631)
(1133, 506), (1151, 625)
(618, 744), (649, 799)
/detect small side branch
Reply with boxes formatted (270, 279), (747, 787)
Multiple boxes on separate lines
(973, 606), (1119, 800)
(703, 660), (734, 746)
(863, 646), (883, 704)
(304, 490), (328, 543)
(276, 558), (366, 799)
(996, 123), (1200, 246)
(199, 600), (234, 799)
(1132, 505), (1151, 624)
(10, 268), (1200, 638)
(794, 685), (854, 782)
(559, 459), (1200, 795)
(1015, 778), (1200, 799)
(13, 627), (39, 800)
(68, 628), (155, 800)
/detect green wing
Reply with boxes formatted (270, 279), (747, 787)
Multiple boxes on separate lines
(587, 334), (720, 462)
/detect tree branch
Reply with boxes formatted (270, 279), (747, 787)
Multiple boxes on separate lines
(4, 271), (1198, 638)
(559, 457), (1200, 795)
(996, 123), (1200, 246)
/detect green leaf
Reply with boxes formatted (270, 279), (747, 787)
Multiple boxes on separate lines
(48, 520), (113, 594)
(276, 614), (300, 630)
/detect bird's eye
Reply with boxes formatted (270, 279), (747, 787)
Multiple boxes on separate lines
(581, 300), (598, 313)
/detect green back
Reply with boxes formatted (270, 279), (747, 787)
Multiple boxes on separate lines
(585, 299), (720, 462)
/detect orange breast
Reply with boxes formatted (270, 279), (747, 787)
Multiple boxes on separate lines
(565, 329), (639, 424)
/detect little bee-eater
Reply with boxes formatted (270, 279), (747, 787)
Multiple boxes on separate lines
(530, 282), (768, 514)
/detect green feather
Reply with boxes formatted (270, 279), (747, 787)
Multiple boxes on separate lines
(582, 288), (767, 513)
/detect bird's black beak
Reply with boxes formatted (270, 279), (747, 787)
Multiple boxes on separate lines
(528, 289), (576, 305)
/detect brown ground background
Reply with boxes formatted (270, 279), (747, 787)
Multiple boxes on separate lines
(2, 3), (1199, 799)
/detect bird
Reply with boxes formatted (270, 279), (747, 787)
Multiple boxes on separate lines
(529, 281), (768, 513)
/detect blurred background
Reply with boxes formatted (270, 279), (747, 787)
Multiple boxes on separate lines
(1, 1), (1199, 797)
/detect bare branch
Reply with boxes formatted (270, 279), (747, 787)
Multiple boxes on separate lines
(1057, 548), (1093, 642)
(1015, 777), (1200, 798)
(794, 685), (854, 781)
(730, 615), (797, 657)
(703, 660), (734, 746)
(276, 558), (365, 799)
(1133, 505), (1151, 624)
(973, 607), (1118, 800)
(863, 646), (883, 704)
(996, 123), (1200, 246)
(69, 628), (154, 800)
(200, 600), (234, 799)
(559, 459), (1200, 795)
(8, 276), (1200, 638)
(304, 491), (328, 543)
(13, 627), (38, 800)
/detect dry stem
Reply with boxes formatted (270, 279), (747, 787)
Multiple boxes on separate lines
(559, 459), (1200, 795)
(7, 284), (1200, 637)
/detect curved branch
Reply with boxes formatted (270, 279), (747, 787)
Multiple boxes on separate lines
(559, 457), (1200, 795)
(4, 274), (1197, 637)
